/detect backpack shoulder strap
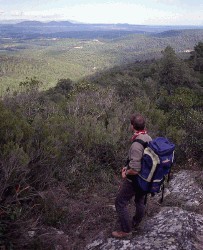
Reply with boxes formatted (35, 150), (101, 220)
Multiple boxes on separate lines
(132, 139), (148, 149)
(125, 139), (148, 166)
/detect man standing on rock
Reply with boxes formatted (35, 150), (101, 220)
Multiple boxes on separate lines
(112, 114), (152, 238)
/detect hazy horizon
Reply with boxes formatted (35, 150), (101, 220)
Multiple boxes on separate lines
(0, 0), (202, 26)
(1, 19), (203, 28)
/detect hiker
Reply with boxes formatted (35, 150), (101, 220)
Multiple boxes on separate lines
(112, 114), (152, 238)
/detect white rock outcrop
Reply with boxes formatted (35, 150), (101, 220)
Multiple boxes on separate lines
(86, 170), (203, 250)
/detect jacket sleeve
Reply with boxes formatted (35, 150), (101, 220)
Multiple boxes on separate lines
(128, 142), (144, 172)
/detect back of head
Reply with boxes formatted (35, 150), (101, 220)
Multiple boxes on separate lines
(130, 114), (145, 131)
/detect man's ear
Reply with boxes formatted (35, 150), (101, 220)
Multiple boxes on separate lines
(130, 124), (134, 132)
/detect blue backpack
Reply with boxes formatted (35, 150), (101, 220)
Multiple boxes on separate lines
(132, 137), (175, 202)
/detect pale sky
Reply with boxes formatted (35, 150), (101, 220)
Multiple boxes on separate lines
(0, 0), (202, 25)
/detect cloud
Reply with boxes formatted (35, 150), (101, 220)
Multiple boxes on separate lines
(14, 10), (65, 20)
(40, 14), (63, 19)
(153, 0), (202, 7)
(0, 7), (4, 15)
(57, 3), (181, 24)
(153, 0), (180, 4)
(11, 10), (24, 17)
(145, 9), (203, 25)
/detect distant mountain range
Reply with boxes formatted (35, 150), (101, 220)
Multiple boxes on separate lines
(15, 20), (74, 27)
(1, 20), (203, 33)
(0, 20), (202, 40)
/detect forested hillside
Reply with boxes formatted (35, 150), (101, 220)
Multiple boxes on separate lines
(0, 29), (203, 95)
(0, 43), (202, 249)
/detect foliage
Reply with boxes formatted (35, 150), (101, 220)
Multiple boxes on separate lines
(0, 29), (203, 95)
(0, 43), (203, 248)
(190, 41), (203, 72)
(159, 46), (197, 94)
(19, 76), (43, 92)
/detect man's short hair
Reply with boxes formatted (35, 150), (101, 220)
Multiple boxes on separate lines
(130, 114), (146, 131)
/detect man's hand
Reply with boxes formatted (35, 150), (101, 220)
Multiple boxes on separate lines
(121, 167), (127, 179)
(126, 168), (138, 175)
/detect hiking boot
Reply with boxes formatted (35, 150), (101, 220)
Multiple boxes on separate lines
(132, 221), (140, 228)
(112, 231), (132, 238)
(132, 217), (141, 229)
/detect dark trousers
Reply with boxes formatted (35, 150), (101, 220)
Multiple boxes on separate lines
(115, 179), (146, 233)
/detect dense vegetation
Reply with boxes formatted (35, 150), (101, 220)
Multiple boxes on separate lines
(0, 29), (203, 95)
(0, 42), (202, 249)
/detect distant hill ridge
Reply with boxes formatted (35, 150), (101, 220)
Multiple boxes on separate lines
(14, 20), (203, 32)
(16, 20), (74, 27)
(0, 19), (203, 42)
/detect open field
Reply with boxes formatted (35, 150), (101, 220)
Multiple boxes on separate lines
(0, 27), (203, 95)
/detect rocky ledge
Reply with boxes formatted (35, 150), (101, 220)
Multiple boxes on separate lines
(86, 170), (203, 250)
